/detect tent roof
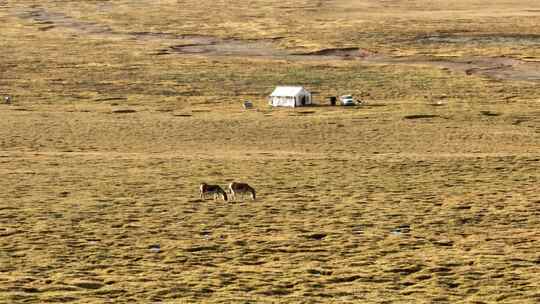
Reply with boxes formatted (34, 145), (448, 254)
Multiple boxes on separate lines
(270, 86), (308, 97)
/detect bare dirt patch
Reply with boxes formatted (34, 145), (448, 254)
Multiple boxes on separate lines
(416, 33), (540, 46)
(362, 55), (540, 82)
(16, 7), (113, 35)
(167, 37), (288, 57)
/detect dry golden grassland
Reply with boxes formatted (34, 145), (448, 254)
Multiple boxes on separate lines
(1, 0), (539, 303)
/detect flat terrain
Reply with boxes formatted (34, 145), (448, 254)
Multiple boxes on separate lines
(1, 0), (539, 303)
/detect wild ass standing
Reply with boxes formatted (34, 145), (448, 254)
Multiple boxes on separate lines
(228, 182), (256, 201)
(199, 183), (228, 201)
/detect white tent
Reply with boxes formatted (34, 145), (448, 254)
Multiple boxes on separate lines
(269, 86), (312, 108)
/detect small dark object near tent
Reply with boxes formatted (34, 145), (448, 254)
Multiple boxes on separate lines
(328, 96), (337, 106)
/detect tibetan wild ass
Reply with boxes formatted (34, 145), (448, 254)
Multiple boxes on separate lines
(228, 182), (256, 201)
(199, 183), (228, 201)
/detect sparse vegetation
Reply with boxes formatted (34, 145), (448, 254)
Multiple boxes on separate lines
(0, 0), (539, 303)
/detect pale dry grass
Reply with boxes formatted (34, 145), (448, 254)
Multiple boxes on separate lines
(0, 105), (539, 303)
(1, 0), (540, 303)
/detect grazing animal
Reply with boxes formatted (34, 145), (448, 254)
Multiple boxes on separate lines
(199, 183), (228, 201)
(228, 182), (256, 201)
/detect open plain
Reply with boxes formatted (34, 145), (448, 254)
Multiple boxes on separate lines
(1, 0), (539, 303)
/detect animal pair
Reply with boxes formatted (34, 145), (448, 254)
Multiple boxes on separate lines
(199, 182), (256, 201)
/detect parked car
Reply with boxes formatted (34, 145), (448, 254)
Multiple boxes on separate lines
(340, 95), (355, 106)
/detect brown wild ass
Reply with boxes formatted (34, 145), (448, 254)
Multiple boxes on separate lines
(199, 183), (228, 201)
(228, 182), (256, 201)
